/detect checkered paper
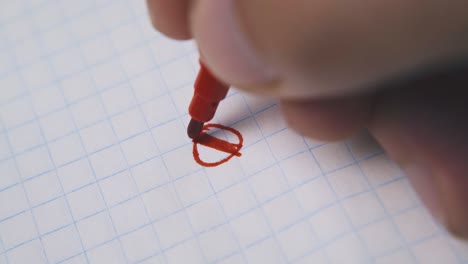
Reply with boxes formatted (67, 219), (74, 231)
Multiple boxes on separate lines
(0, 1), (467, 263)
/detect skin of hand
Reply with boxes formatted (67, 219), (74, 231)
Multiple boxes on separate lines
(146, 0), (468, 239)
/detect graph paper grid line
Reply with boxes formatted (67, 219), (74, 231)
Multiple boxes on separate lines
(0, 1), (466, 264)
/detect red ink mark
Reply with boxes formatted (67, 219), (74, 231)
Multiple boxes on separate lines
(192, 123), (243, 167)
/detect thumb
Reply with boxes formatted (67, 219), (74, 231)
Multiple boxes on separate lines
(369, 68), (468, 238)
(190, 0), (468, 98)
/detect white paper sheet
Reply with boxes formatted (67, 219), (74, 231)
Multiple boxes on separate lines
(0, 1), (467, 263)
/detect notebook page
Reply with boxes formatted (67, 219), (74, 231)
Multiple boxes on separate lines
(0, 0), (466, 263)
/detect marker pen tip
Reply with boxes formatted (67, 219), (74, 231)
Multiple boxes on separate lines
(187, 119), (204, 139)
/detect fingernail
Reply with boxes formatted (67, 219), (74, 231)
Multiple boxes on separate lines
(193, 0), (277, 85)
(404, 165), (445, 226)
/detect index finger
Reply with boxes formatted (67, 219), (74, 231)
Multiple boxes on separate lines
(146, 0), (191, 40)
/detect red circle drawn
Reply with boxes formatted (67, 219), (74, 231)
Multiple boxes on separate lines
(192, 123), (243, 167)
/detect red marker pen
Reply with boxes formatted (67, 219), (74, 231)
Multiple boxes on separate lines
(187, 61), (229, 139)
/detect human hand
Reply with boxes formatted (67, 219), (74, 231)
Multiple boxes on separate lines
(146, 0), (468, 238)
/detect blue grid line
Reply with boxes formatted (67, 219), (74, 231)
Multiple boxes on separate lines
(410, 232), (444, 248)
(0, 119), (386, 225)
(429, 192), (464, 262)
(56, 5), (149, 262)
(111, 6), (216, 261)
(244, 96), (331, 262)
(210, 103), (292, 262)
(291, 164), (360, 261)
(185, 53), (249, 264)
(0, 233), (9, 264)
(0, 0), (117, 53)
(302, 141), (371, 263)
(0, 28), (195, 107)
(0, 150), (446, 263)
(0, 17), (185, 83)
(292, 225), (395, 264)
(209, 250), (241, 264)
(0, 64), (238, 136)
(294, 144), (450, 263)
(0, 113), (279, 221)
(344, 141), (418, 262)
(3, 177), (419, 259)
(0, 1), (137, 77)
(0, 89), (256, 167)
(2, 99), (50, 262)
(0, 131), (382, 227)
(0, 38), (214, 126)
(355, 149), (385, 162)
(55, 252), (84, 264)
(0, 8), (64, 261)
(4, 4), (135, 263)
(303, 225), (399, 264)
(4, 216), (78, 254)
(1, 66), (234, 142)
(0, 153), (406, 260)
(0, 43), (193, 112)
(213, 145), (290, 261)
(0, 0), (56, 28)
(250, 114), (323, 262)
(14, 6), (90, 263)
(133, 32), (211, 264)
(0, 148), (343, 229)
(95, 3), (177, 261)
(98, 148), (301, 262)
(1, 2), (464, 263)
(450, 241), (467, 262)
(127, 16), (222, 262)
(0, 74), (278, 262)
